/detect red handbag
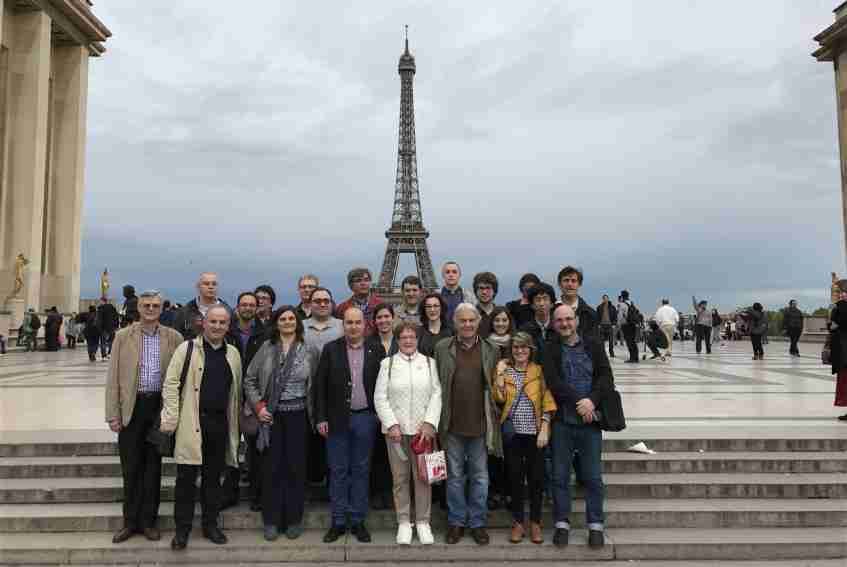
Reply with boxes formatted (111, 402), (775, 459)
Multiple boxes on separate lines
(410, 432), (432, 455)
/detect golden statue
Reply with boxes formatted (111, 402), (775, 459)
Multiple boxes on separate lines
(11, 253), (28, 298)
(100, 268), (110, 299)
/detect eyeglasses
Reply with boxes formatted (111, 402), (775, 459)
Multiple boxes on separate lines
(141, 304), (161, 310)
(513, 345), (531, 351)
(312, 299), (331, 305)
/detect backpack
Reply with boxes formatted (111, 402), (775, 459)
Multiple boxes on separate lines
(30, 314), (41, 332)
(626, 302), (643, 326)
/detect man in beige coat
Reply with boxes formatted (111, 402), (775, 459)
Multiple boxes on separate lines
(104, 291), (183, 544)
(160, 305), (242, 550)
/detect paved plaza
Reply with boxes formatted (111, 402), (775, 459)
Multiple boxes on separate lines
(0, 339), (843, 436)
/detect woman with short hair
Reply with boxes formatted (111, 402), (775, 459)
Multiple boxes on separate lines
(243, 306), (317, 541)
(373, 320), (441, 545)
(493, 331), (556, 544)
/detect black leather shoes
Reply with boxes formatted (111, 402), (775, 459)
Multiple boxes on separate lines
(323, 525), (347, 543)
(446, 525), (464, 544)
(202, 526), (228, 545)
(351, 523), (371, 543)
(470, 527), (490, 546)
(143, 527), (160, 541)
(112, 527), (134, 544)
(170, 530), (189, 551)
(588, 529), (604, 548)
(553, 528), (569, 547)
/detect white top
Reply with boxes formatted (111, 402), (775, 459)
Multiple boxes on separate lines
(654, 305), (680, 326)
(373, 351), (441, 435)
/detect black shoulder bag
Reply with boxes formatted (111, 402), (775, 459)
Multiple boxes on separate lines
(598, 388), (626, 432)
(147, 341), (194, 457)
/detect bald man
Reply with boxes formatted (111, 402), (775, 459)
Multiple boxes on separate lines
(313, 308), (383, 544)
(172, 272), (232, 339)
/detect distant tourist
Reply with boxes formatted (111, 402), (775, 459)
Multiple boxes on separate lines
(711, 308), (723, 346)
(748, 303), (768, 360)
(556, 266), (598, 340)
(172, 272), (231, 340)
(65, 312), (81, 349)
(416, 292), (453, 357)
(105, 291), (182, 544)
(255, 284), (277, 327)
(373, 320), (441, 545)
(653, 299), (679, 358)
(294, 277), (317, 321)
(434, 303), (501, 546)
(644, 320), (670, 361)
(121, 285), (139, 327)
(314, 308), (382, 544)
(396, 275), (423, 325)
(595, 294), (617, 358)
(691, 296), (712, 354)
(782, 299), (805, 357)
(506, 273), (541, 329)
(439, 261), (475, 321)
(44, 307), (62, 351)
(828, 279), (847, 421)
(243, 306), (317, 541)
(335, 268), (383, 337)
(162, 305), (242, 550)
(472, 271), (499, 338)
(545, 304), (612, 549)
(83, 306), (101, 361)
(519, 282), (557, 362)
(21, 308), (40, 352)
(617, 290), (641, 363)
(158, 300), (176, 327)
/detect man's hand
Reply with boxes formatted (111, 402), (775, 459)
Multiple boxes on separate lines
(576, 398), (595, 418)
(258, 407), (273, 424)
(317, 422), (329, 438)
(536, 421), (550, 448)
(417, 422), (436, 441)
(387, 424), (402, 443)
(108, 418), (121, 433)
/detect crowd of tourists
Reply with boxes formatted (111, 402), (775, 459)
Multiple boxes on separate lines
(100, 263), (847, 551)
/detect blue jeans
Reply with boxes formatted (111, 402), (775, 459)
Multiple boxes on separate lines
(551, 420), (604, 529)
(445, 433), (489, 528)
(326, 411), (377, 527)
(100, 332), (115, 358)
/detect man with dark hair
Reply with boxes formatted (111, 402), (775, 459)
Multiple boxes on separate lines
(520, 282), (557, 362)
(595, 295), (617, 358)
(335, 268), (383, 337)
(556, 266), (598, 340)
(122, 285), (140, 327)
(173, 272), (232, 340)
(440, 261), (476, 321)
(294, 276), (318, 321)
(782, 299), (804, 357)
(254, 285), (276, 327)
(396, 275), (423, 325)
(472, 272), (499, 338)
(692, 296), (712, 355)
(507, 273), (541, 329)
(618, 290), (640, 363)
(97, 298), (120, 360)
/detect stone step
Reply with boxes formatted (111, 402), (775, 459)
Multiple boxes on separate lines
(0, 527), (844, 564)
(0, 498), (844, 532)
(1, 472), (845, 504)
(4, 451), (845, 479)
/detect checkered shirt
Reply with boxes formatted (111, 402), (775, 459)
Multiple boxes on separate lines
(507, 368), (537, 435)
(138, 329), (161, 392)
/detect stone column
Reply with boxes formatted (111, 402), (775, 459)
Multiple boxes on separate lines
(3, 10), (51, 310)
(42, 45), (88, 313)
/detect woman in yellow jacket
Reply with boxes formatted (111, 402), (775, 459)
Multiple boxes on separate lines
(492, 331), (556, 545)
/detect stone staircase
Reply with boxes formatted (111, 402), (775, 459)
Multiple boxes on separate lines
(0, 430), (845, 565)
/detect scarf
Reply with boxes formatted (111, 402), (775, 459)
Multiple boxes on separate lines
(257, 341), (300, 452)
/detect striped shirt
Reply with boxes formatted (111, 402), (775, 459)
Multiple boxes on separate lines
(507, 368), (537, 435)
(138, 328), (161, 392)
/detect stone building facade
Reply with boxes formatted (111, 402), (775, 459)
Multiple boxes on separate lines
(0, 0), (110, 317)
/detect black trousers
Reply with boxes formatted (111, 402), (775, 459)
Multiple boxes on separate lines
(307, 428), (327, 483)
(751, 334), (764, 357)
(174, 412), (228, 532)
(788, 329), (802, 355)
(504, 433), (544, 523)
(262, 409), (307, 528)
(246, 433), (263, 504)
(622, 324), (639, 361)
(600, 323), (614, 356)
(695, 325), (712, 354)
(118, 393), (163, 530)
(488, 455), (508, 501)
(370, 425), (392, 498)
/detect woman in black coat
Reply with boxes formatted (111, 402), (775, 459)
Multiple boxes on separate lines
(830, 279), (847, 421)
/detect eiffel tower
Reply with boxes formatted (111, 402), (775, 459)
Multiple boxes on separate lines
(374, 28), (438, 303)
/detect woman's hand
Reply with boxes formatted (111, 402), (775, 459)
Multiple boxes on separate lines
(387, 424), (402, 443)
(258, 407), (273, 424)
(495, 360), (508, 388)
(536, 421), (550, 448)
(418, 422), (436, 441)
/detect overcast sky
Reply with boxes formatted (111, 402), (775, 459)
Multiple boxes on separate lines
(80, 1), (844, 313)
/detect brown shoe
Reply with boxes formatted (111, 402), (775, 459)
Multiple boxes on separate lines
(446, 525), (464, 544)
(470, 527), (490, 546)
(112, 527), (134, 544)
(509, 521), (524, 543)
(143, 527), (161, 541)
(530, 521), (543, 544)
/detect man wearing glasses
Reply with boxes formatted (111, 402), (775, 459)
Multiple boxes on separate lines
(254, 285), (276, 327)
(295, 275), (320, 321)
(105, 291), (183, 543)
(335, 268), (383, 337)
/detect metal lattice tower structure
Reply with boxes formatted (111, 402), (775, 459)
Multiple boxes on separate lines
(375, 28), (438, 302)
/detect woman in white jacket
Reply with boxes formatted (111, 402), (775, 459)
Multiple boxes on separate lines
(373, 320), (441, 546)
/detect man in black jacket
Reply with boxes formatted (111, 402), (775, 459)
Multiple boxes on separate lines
(314, 308), (382, 544)
(173, 272), (231, 339)
(543, 304), (613, 550)
(596, 295), (617, 358)
(121, 285), (139, 327)
(556, 266), (598, 340)
(519, 282), (557, 362)
(782, 300), (804, 357)
(97, 298), (120, 360)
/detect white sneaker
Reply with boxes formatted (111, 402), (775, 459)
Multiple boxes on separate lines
(416, 522), (434, 545)
(397, 522), (413, 545)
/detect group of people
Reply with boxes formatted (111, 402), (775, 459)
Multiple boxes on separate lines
(104, 263), (617, 551)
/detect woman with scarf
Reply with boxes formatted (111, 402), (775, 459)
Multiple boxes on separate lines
(243, 306), (318, 541)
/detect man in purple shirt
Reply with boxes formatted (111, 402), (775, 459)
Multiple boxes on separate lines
(314, 308), (382, 544)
